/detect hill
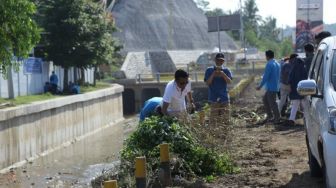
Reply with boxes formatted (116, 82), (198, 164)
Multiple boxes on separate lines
(110, 0), (238, 52)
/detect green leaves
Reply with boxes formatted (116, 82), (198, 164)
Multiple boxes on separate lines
(34, 0), (121, 88)
(39, 0), (120, 69)
(120, 115), (236, 185)
(0, 0), (40, 75)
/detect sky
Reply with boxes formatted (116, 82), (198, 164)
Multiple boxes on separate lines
(207, 0), (336, 27)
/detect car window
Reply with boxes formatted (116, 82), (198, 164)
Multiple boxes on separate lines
(310, 43), (327, 79)
(331, 50), (336, 90)
(312, 45), (328, 95)
(312, 51), (323, 81)
(316, 60), (324, 94)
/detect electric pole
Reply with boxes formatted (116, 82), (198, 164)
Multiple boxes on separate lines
(239, 0), (246, 62)
(168, 0), (173, 49)
(307, 0), (310, 44)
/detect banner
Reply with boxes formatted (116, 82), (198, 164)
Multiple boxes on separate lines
(24, 57), (43, 74)
(208, 14), (241, 32)
(296, 0), (323, 52)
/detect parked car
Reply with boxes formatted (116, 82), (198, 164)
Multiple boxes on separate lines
(297, 36), (336, 187)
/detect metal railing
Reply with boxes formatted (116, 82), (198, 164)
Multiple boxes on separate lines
(135, 72), (206, 84)
(135, 61), (263, 84)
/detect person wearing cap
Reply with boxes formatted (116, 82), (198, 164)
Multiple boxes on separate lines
(139, 97), (163, 122)
(162, 69), (195, 121)
(204, 52), (232, 125)
(257, 50), (281, 124)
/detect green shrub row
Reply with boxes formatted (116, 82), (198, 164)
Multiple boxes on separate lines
(118, 116), (237, 186)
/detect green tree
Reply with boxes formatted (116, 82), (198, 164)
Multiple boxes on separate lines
(240, 0), (293, 57)
(278, 38), (293, 57)
(259, 16), (280, 41)
(40, 0), (120, 90)
(0, 0), (40, 74)
(242, 0), (261, 29)
(244, 27), (259, 47)
(205, 8), (226, 17)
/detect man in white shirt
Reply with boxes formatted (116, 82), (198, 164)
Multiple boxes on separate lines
(162, 69), (195, 120)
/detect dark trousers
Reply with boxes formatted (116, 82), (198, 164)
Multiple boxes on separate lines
(51, 84), (58, 94)
(263, 91), (280, 121)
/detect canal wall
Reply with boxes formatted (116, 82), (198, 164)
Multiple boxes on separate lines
(0, 84), (124, 172)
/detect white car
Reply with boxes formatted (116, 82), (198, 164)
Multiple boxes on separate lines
(297, 36), (336, 188)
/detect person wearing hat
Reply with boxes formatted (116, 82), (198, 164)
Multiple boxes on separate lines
(204, 52), (232, 125)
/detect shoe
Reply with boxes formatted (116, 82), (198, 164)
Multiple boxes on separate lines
(273, 119), (282, 125)
(297, 111), (304, 119)
(257, 118), (273, 125)
(281, 120), (295, 126)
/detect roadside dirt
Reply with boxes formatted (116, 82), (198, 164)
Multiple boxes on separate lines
(204, 80), (324, 188)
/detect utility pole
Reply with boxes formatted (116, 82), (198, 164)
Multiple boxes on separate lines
(168, 0), (173, 49)
(307, 0), (310, 44)
(217, 14), (221, 52)
(239, 0), (246, 62)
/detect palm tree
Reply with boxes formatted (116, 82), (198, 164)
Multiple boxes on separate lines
(242, 0), (261, 29)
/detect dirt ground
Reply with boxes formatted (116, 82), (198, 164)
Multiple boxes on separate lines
(203, 80), (324, 188)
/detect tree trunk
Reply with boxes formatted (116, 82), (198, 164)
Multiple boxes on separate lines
(74, 67), (78, 84)
(63, 68), (69, 93)
(79, 68), (85, 85)
(7, 66), (14, 99)
(93, 65), (97, 86)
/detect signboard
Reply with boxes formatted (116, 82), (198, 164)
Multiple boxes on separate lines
(296, 0), (323, 52)
(208, 14), (241, 32)
(24, 57), (43, 74)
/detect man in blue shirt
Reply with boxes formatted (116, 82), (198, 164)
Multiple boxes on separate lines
(49, 71), (59, 94)
(139, 97), (163, 122)
(257, 50), (281, 124)
(204, 53), (232, 125)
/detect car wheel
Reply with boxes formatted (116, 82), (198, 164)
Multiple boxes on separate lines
(306, 137), (323, 177)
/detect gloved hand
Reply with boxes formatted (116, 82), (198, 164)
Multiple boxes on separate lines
(187, 103), (196, 114)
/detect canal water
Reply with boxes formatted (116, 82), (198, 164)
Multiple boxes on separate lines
(0, 117), (138, 188)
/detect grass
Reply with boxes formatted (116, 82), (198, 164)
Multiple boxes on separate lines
(229, 76), (255, 100)
(0, 92), (58, 106)
(0, 81), (112, 107)
(80, 81), (111, 93)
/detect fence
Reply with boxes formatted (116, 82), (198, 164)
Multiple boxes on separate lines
(134, 61), (265, 84)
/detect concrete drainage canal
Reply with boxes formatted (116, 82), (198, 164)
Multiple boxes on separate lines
(0, 117), (138, 188)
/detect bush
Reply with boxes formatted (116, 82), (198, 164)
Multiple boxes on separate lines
(118, 116), (236, 187)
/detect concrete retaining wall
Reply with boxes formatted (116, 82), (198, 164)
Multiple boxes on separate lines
(0, 84), (124, 171)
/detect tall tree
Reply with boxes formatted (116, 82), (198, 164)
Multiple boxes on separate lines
(1, 0), (40, 99)
(205, 8), (226, 17)
(0, 0), (40, 74)
(259, 16), (280, 41)
(40, 0), (120, 90)
(242, 0), (261, 29)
